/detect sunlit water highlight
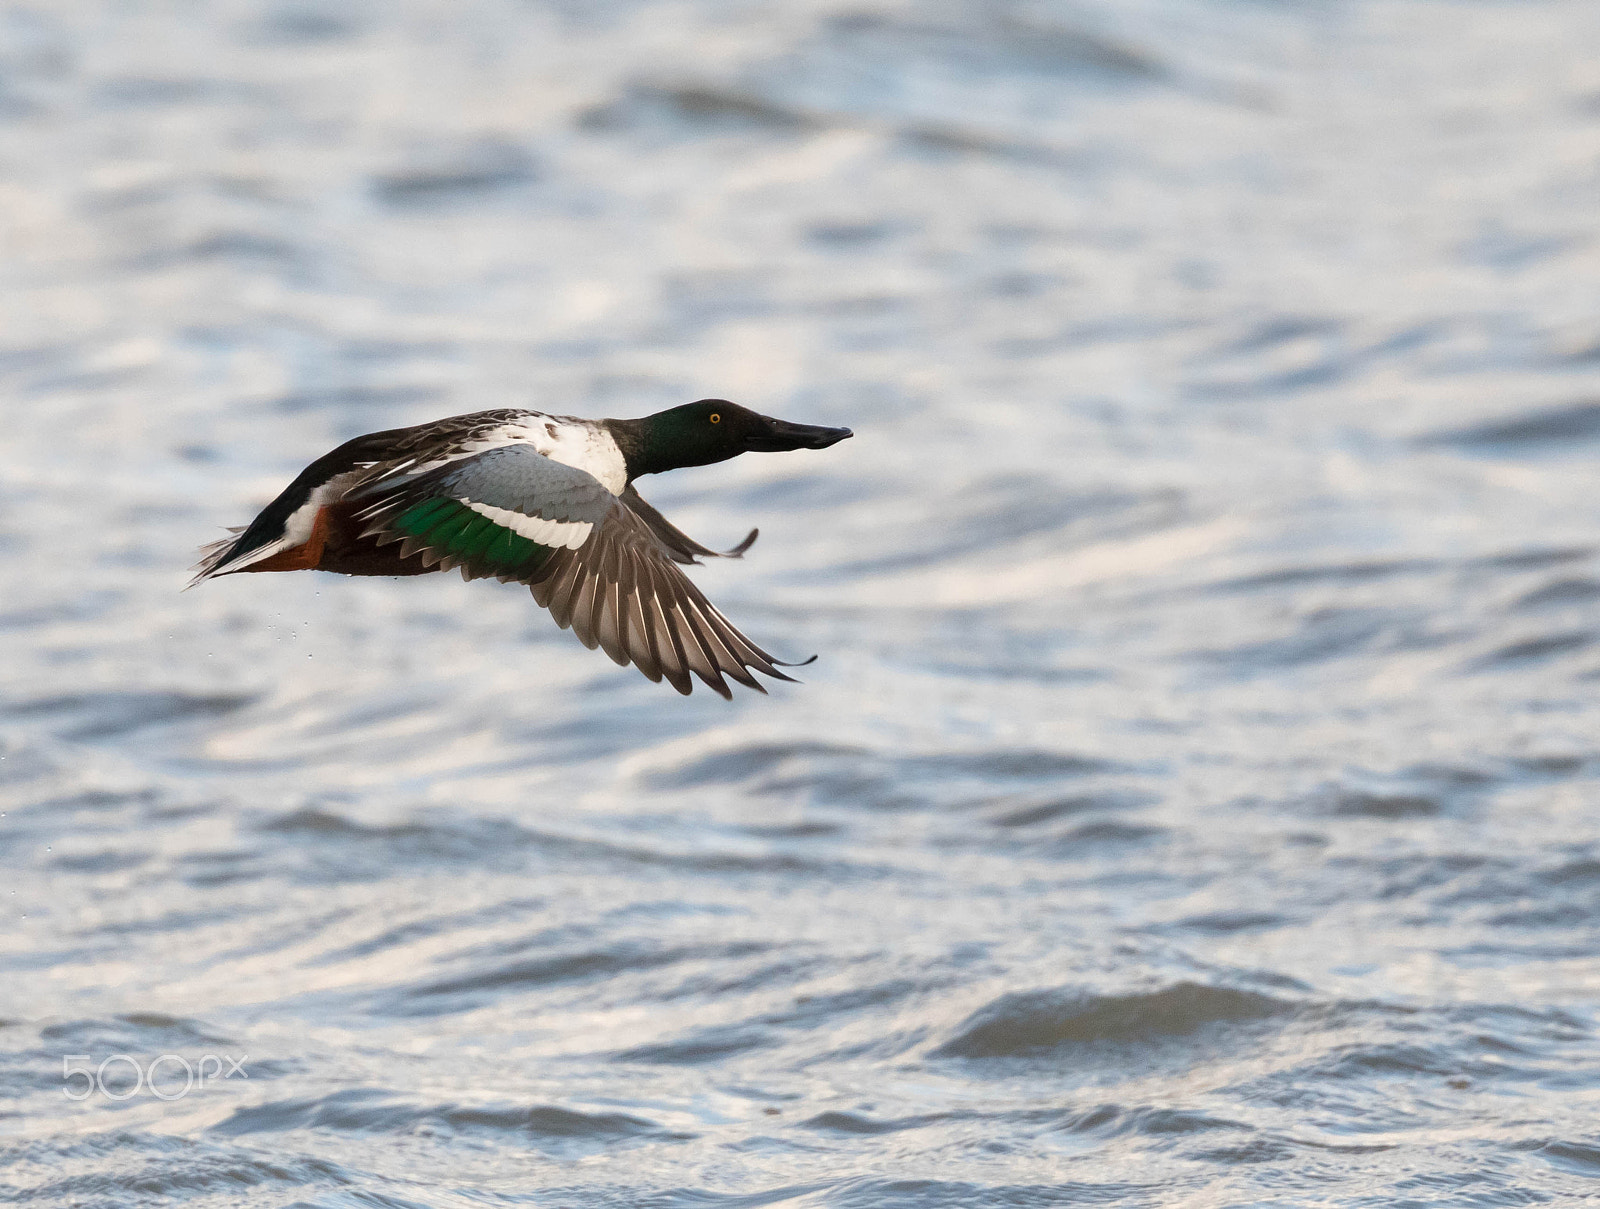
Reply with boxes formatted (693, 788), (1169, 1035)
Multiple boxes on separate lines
(4, 1), (1600, 1205)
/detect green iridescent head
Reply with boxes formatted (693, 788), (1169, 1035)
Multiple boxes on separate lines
(610, 400), (852, 480)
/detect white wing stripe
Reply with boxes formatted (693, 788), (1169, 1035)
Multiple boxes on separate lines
(462, 499), (594, 550)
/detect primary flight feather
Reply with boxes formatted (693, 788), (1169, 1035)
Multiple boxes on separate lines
(191, 399), (853, 698)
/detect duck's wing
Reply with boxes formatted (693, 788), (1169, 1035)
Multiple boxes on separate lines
(620, 485), (758, 565)
(190, 409), (536, 585)
(531, 502), (800, 699)
(353, 443), (797, 698)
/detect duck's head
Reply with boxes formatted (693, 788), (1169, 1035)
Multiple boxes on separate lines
(612, 399), (852, 479)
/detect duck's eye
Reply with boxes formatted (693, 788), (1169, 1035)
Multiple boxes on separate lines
(709, 413), (721, 424)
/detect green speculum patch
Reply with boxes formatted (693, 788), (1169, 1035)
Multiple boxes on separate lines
(393, 498), (551, 573)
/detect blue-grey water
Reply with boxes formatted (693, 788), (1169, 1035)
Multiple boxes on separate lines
(4, 1), (1600, 1204)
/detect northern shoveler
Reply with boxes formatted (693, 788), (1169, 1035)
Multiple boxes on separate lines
(192, 400), (852, 697)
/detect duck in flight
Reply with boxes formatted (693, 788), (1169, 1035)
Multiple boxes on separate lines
(192, 400), (852, 698)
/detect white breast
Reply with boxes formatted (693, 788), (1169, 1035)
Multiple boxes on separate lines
(492, 416), (627, 495)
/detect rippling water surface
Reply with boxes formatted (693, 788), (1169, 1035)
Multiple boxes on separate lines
(5, 1), (1600, 1204)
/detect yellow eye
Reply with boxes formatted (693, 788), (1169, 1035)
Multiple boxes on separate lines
(709, 413), (721, 424)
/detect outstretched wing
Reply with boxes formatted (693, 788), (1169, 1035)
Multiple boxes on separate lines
(529, 504), (800, 699)
(353, 442), (614, 580)
(355, 443), (799, 698)
(620, 485), (758, 565)
(190, 409), (534, 585)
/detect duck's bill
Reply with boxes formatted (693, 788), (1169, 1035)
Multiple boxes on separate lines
(747, 416), (854, 451)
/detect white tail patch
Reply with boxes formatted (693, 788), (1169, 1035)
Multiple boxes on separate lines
(190, 468), (369, 586)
